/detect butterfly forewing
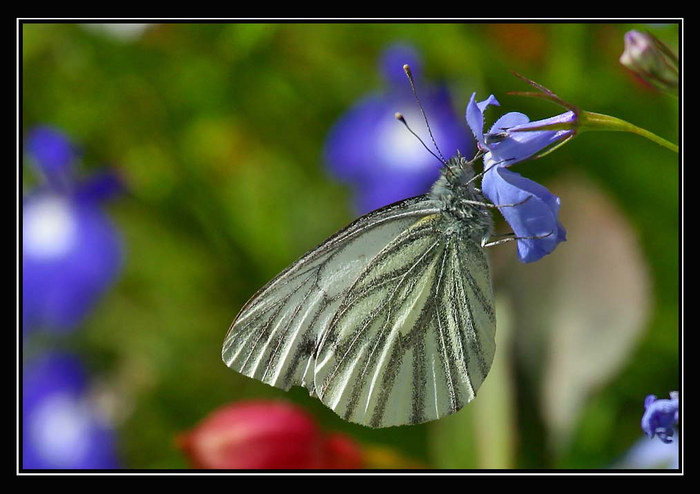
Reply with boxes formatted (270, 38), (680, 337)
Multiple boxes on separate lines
(313, 214), (496, 427)
(222, 195), (442, 395)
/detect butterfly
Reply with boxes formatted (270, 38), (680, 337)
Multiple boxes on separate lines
(222, 152), (497, 428)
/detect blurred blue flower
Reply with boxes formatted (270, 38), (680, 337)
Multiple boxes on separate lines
(641, 392), (679, 443)
(466, 93), (567, 263)
(324, 43), (473, 213)
(22, 126), (123, 333)
(22, 352), (120, 469)
(26, 126), (79, 186)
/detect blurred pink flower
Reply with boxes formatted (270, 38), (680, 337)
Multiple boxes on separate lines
(177, 401), (363, 470)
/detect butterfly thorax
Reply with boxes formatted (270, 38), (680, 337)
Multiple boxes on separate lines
(428, 155), (493, 244)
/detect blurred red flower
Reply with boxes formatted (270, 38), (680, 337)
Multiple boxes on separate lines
(177, 401), (363, 470)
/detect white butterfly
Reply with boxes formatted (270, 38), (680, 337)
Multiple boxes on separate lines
(222, 154), (496, 428)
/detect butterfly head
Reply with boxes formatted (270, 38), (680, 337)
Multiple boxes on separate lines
(428, 153), (493, 240)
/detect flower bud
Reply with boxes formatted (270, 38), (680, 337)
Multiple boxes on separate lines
(620, 30), (678, 92)
(177, 401), (363, 469)
(320, 433), (364, 469)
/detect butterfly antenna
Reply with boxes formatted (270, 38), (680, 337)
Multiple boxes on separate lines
(395, 113), (455, 181)
(403, 64), (447, 165)
(395, 113), (445, 165)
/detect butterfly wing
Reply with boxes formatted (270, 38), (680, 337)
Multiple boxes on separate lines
(222, 195), (442, 395)
(313, 213), (496, 428)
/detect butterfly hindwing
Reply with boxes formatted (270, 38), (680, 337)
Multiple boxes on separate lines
(221, 195), (442, 395)
(313, 214), (496, 427)
(223, 154), (500, 428)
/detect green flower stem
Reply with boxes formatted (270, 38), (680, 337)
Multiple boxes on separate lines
(510, 72), (678, 153)
(510, 110), (678, 153)
(579, 111), (678, 153)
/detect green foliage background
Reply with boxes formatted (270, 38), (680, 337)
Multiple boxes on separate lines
(22, 22), (680, 470)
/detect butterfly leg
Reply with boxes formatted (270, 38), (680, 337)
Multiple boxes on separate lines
(482, 229), (553, 248)
(461, 194), (533, 210)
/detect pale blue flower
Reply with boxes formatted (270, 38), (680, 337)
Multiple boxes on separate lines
(466, 94), (567, 262)
(641, 392), (679, 443)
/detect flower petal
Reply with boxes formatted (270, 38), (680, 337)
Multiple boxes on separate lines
(465, 92), (500, 147)
(482, 166), (566, 263)
(484, 112), (575, 168)
(22, 193), (123, 332)
(74, 170), (125, 203)
(510, 110), (577, 132)
(25, 126), (78, 187)
(354, 172), (440, 213)
(640, 392), (679, 443)
(489, 111), (531, 132)
(22, 352), (120, 469)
